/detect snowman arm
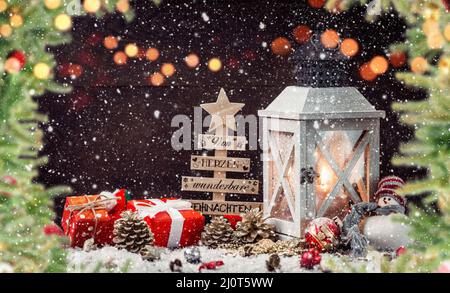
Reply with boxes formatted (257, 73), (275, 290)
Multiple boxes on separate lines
(342, 202), (378, 234)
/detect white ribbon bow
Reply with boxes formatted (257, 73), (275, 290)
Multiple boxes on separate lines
(133, 199), (192, 248)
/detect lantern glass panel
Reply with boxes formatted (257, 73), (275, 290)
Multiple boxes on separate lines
(313, 129), (369, 218)
(268, 130), (296, 222)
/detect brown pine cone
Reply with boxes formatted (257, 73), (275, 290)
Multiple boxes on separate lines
(201, 216), (234, 248)
(233, 208), (277, 244)
(113, 211), (154, 253)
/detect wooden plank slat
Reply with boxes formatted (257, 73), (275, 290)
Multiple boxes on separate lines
(181, 176), (259, 194)
(190, 155), (250, 172)
(189, 200), (263, 216)
(198, 134), (247, 151)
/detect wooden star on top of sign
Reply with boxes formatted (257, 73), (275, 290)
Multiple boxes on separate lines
(201, 88), (244, 132)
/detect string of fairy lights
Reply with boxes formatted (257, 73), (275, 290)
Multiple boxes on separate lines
(96, 0), (411, 86)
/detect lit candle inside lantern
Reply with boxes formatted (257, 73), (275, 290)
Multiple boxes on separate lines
(314, 131), (362, 218)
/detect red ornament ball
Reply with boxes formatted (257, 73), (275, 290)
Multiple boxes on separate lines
(396, 246), (407, 257)
(442, 0), (449, 11)
(9, 50), (26, 68)
(308, 0), (326, 9)
(305, 217), (340, 251)
(43, 224), (64, 236)
(300, 248), (322, 269)
(2, 175), (17, 185)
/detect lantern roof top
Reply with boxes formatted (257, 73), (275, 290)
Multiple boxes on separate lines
(258, 86), (385, 120)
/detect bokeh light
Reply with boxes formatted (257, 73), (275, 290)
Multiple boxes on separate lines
(10, 14), (23, 28)
(389, 51), (406, 68)
(208, 58), (222, 72)
(427, 32), (444, 49)
(227, 57), (240, 70)
(359, 62), (377, 81)
(104, 36), (119, 50)
(444, 24), (450, 41)
(0, 0), (7, 12)
(340, 38), (359, 57)
(308, 0), (325, 8)
(185, 53), (200, 68)
(116, 0), (130, 13)
(320, 29), (339, 49)
(0, 24), (12, 37)
(411, 56), (428, 74)
(83, 0), (101, 14)
(4, 57), (21, 74)
(54, 13), (71, 31)
(293, 25), (312, 44)
(149, 72), (165, 86)
(125, 43), (139, 57)
(33, 63), (51, 80)
(113, 51), (127, 65)
(44, 0), (61, 10)
(68, 64), (83, 78)
(271, 37), (292, 56)
(146, 48), (160, 61)
(369, 56), (389, 75)
(161, 63), (176, 77)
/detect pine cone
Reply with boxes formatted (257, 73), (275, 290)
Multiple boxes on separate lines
(233, 208), (277, 244)
(140, 245), (161, 262)
(113, 211), (154, 253)
(201, 216), (234, 248)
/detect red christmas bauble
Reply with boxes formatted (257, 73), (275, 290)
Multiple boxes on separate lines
(2, 175), (17, 185)
(43, 224), (64, 236)
(300, 248), (321, 269)
(396, 246), (407, 257)
(9, 50), (26, 68)
(442, 0), (449, 11)
(305, 217), (340, 251)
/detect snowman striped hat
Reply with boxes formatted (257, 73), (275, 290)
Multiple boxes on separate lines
(375, 175), (406, 207)
(377, 175), (405, 190)
(374, 188), (406, 207)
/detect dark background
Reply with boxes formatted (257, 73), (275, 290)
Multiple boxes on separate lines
(35, 0), (426, 216)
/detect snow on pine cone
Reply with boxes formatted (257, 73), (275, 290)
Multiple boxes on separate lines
(113, 211), (154, 253)
(201, 216), (234, 248)
(233, 208), (277, 244)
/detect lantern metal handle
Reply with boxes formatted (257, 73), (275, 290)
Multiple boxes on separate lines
(300, 167), (319, 184)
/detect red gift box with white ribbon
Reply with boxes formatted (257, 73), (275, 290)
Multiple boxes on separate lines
(127, 198), (205, 248)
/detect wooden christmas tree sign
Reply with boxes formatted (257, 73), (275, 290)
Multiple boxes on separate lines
(181, 88), (262, 216)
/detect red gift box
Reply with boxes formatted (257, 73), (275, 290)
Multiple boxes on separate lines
(127, 198), (205, 248)
(61, 189), (127, 247)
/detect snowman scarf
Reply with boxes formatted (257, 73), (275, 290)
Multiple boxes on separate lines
(340, 202), (405, 257)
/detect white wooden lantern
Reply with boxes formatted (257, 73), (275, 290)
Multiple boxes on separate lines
(258, 87), (385, 238)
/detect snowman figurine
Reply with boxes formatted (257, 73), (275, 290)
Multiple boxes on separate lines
(363, 176), (413, 251)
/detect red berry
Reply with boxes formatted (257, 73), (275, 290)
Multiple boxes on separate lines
(300, 249), (321, 269)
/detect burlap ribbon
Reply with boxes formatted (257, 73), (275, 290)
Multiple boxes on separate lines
(65, 195), (118, 237)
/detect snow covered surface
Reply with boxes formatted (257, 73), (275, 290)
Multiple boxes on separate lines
(67, 246), (318, 273)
